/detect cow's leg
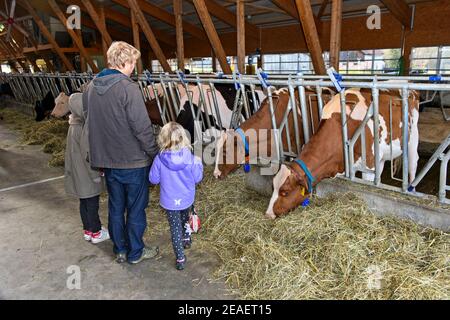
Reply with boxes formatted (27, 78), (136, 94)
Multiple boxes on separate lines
(408, 109), (420, 185)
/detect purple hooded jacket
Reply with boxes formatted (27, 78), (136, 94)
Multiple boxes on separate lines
(149, 147), (203, 210)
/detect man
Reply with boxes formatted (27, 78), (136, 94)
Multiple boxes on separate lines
(83, 41), (159, 264)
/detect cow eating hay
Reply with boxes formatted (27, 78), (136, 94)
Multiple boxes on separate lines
(190, 168), (449, 300)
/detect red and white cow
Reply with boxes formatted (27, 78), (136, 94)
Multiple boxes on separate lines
(214, 87), (335, 179)
(266, 87), (420, 219)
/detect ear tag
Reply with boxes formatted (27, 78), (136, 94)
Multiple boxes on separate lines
(299, 186), (305, 196)
(301, 198), (310, 208)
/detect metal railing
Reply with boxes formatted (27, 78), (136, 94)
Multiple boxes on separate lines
(0, 70), (448, 204)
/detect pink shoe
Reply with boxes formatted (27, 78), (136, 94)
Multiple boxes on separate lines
(84, 230), (93, 241)
(91, 228), (110, 244)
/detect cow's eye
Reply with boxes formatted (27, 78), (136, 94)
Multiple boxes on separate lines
(281, 191), (289, 197)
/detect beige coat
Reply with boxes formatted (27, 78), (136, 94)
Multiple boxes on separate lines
(64, 93), (104, 198)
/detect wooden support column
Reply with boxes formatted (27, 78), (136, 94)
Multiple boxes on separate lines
(329, 0), (342, 70)
(237, 0), (245, 74)
(127, 0), (171, 72)
(43, 56), (56, 72)
(48, 0), (99, 73)
(76, 29), (87, 72)
(294, 0), (326, 75)
(98, 5), (109, 68)
(193, 0), (232, 74)
(131, 9), (143, 74)
(173, 0), (184, 71)
(212, 50), (217, 72)
(81, 0), (113, 46)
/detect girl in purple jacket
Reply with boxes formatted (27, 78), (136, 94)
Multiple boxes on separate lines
(149, 122), (203, 270)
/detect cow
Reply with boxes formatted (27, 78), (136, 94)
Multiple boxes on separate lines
(265, 87), (420, 219)
(213, 87), (335, 180)
(0, 83), (14, 98)
(146, 82), (266, 143)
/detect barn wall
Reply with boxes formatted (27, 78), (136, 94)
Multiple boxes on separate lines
(181, 0), (450, 58)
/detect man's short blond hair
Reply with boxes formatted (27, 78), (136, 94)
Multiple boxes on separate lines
(107, 41), (141, 68)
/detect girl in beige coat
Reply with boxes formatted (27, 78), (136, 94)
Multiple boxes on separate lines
(52, 92), (109, 243)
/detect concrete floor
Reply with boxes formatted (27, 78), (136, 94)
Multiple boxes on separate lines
(0, 124), (230, 300)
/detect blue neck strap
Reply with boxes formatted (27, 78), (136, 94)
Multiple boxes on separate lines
(293, 159), (316, 194)
(235, 128), (249, 156)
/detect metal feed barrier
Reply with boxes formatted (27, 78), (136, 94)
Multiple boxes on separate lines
(0, 70), (449, 204)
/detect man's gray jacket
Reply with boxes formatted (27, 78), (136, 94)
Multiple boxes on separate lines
(82, 69), (159, 169)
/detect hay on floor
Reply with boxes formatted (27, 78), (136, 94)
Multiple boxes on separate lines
(1, 107), (68, 167)
(191, 167), (449, 300)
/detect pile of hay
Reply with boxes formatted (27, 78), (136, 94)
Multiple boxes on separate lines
(0, 107), (68, 167)
(189, 168), (449, 300)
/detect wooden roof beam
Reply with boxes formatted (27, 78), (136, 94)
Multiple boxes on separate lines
(192, 0), (231, 74)
(17, 0), (74, 70)
(272, 0), (321, 29)
(379, 0), (412, 29)
(127, 0), (171, 72)
(48, 0), (99, 72)
(80, 0), (113, 46)
(58, 0), (175, 46)
(187, 0), (259, 40)
(295, 0), (326, 75)
(112, 0), (207, 40)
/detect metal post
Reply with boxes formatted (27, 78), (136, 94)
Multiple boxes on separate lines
(372, 85), (381, 186)
(402, 87), (410, 192)
(439, 151), (449, 203)
(340, 89), (350, 178)
(297, 75), (311, 144)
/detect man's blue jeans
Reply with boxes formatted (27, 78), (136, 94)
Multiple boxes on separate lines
(104, 166), (150, 262)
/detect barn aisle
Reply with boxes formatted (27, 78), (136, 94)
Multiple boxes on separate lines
(0, 123), (229, 300)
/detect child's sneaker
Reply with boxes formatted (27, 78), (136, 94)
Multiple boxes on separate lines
(176, 257), (186, 270)
(83, 230), (93, 241)
(91, 228), (110, 244)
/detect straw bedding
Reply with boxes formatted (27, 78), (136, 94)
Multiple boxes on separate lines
(0, 107), (68, 167)
(1, 107), (449, 299)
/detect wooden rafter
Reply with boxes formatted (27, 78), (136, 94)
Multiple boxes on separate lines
(379, 0), (412, 29)
(294, 0), (326, 75)
(317, 0), (330, 19)
(173, 0), (184, 71)
(329, 0), (342, 70)
(127, 0), (171, 72)
(236, 0), (245, 73)
(98, 5), (108, 66)
(131, 9), (143, 74)
(59, 0), (175, 47)
(187, 0), (259, 40)
(112, 0), (207, 40)
(272, 0), (321, 30)
(193, 0), (231, 74)
(80, 0), (113, 47)
(18, 1), (73, 71)
(48, 0), (99, 73)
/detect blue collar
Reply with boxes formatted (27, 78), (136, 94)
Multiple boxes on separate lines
(235, 128), (251, 173)
(293, 159), (316, 194)
(235, 128), (249, 156)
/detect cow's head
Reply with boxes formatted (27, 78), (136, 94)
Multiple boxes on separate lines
(265, 164), (310, 219)
(51, 92), (70, 118)
(214, 130), (246, 179)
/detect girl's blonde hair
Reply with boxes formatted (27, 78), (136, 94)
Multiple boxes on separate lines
(158, 122), (191, 152)
(107, 41), (141, 69)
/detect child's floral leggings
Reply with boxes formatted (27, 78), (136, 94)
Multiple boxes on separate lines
(166, 208), (191, 261)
